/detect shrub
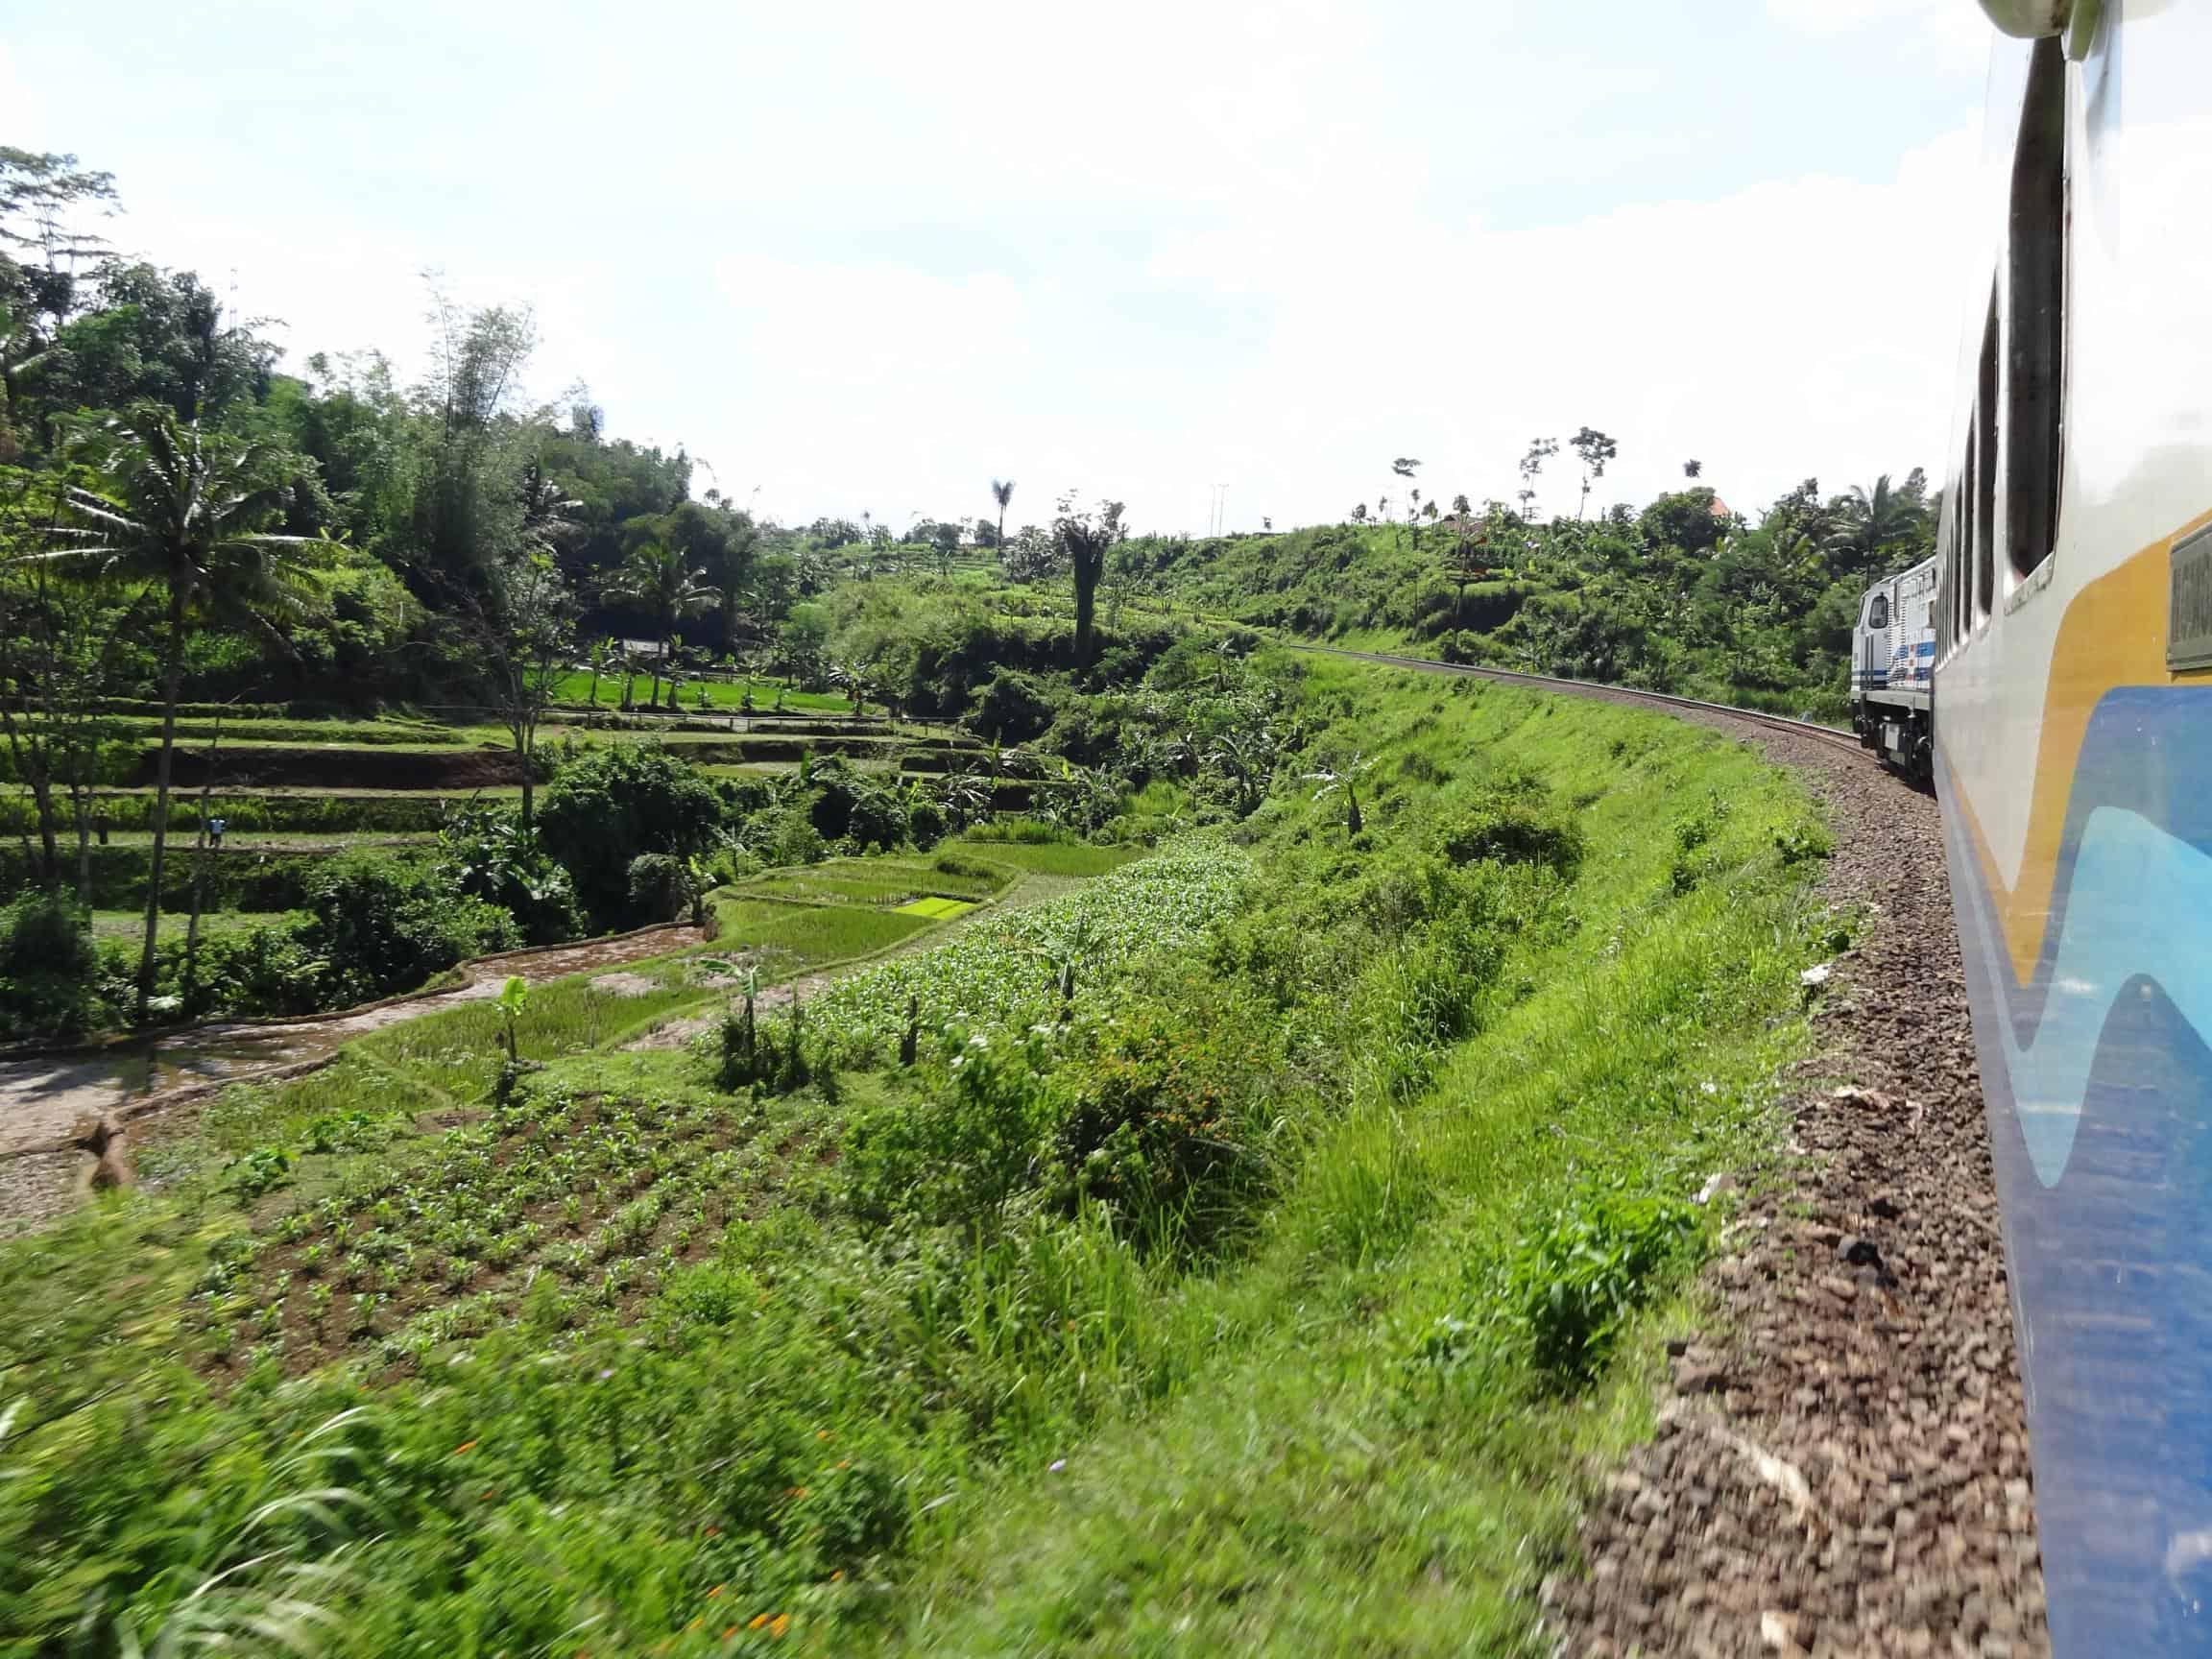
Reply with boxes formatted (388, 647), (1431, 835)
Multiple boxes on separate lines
(296, 854), (520, 1006)
(1054, 982), (1279, 1253)
(1505, 1183), (1697, 1388)
(435, 804), (584, 945)
(968, 670), (1057, 745)
(0, 892), (109, 1039)
(539, 744), (725, 926)
(1435, 790), (1584, 877)
(844, 1033), (1058, 1226)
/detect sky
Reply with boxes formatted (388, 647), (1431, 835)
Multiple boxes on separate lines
(3, 0), (1997, 536)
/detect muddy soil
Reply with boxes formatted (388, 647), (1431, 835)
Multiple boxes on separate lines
(0, 923), (702, 1234)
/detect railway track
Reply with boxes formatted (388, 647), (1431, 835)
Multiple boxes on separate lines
(1286, 642), (1865, 755)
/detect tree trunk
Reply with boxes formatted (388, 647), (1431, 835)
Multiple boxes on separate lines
(1073, 555), (1098, 662)
(136, 583), (188, 1021)
(182, 732), (219, 1012)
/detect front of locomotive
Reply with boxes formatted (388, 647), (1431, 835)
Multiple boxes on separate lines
(1935, 2), (2212, 1650)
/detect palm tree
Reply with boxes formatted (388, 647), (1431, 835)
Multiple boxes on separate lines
(1825, 475), (1928, 575)
(989, 479), (1016, 558)
(606, 541), (720, 709)
(44, 410), (325, 1017)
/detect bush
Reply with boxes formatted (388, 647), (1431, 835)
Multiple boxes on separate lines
(1435, 789), (1584, 877)
(1505, 1183), (1697, 1388)
(1054, 982), (1279, 1253)
(968, 670), (1057, 745)
(435, 804), (583, 945)
(296, 854), (520, 1006)
(0, 892), (109, 1040)
(539, 744), (725, 927)
(844, 1032), (1059, 1226)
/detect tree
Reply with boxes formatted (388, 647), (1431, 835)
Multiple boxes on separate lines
(1440, 512), (1493, 604)
(0, 147), (119, 347)
(46, 410), (325, 1017)
(930, 519), (962, 577)
(1053, 494), (1125, 662)
(1306, 749), (1378, 835)
(457, 550), (575, 830)
(1000, 523), (1059, 584)
(1683, 459), (1703, 479)
(1517, 437), (1558, 518)
(606, 541), (720, 709)
(0, 463), (128, 897)
(1824, 473), (1930, 575)
(1571, 427), (1618, 519)
(989, 478), (1016, 556)
(1350, 503), (1368, 526)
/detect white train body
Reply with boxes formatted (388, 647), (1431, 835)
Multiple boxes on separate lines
(1918, 4), (2212, 1653)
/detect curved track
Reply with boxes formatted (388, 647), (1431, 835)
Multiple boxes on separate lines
(1286, 641), (1864, 755)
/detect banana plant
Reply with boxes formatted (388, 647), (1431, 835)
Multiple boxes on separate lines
(1304, 749), (1379, 834)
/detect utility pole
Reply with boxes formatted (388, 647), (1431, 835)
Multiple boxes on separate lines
(1209, 483), (1229, 537)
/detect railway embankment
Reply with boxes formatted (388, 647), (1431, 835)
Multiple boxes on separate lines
(1380, 668), (2053, 1656)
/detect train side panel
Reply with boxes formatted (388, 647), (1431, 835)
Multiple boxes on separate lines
(1936, 5), (2212, 1651)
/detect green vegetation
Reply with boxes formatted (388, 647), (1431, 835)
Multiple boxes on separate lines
(0, 658), (1835, 1653)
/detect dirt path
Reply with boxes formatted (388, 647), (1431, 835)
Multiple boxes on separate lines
(0, 924), (701, 1233)
(1528, 710), (2048, 1656)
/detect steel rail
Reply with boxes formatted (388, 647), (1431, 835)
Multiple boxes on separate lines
(1284, 642), (1866, 754)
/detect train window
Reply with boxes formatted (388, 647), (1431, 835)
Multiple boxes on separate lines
(1869, 593), (1889, 631)
(1975, 289), (1998, 619)
(2006, 36), (2067, 577)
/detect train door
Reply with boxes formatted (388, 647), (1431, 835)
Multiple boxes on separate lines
(1859, 584), (1892, 695)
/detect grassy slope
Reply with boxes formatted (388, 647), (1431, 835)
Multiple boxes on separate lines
(877, 666), (1832, 1653)
(0, 672), (1830, 1656)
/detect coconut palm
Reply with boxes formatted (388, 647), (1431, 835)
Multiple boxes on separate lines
(606, 541), (720, 709)
(989, 478), (1016, 556)
(40, 409), (325, 1016)
(1824, 474), (1929, 575)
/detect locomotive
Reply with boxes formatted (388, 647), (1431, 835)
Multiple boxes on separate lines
(1884, 3), (2212, 1652)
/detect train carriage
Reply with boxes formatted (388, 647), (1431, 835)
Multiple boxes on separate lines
(1929, 3), (2212, 1651)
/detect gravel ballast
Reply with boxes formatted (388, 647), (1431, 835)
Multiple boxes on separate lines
(1544, 713), (2049, 1658)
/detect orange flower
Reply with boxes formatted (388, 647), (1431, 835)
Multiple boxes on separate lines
(722, 1629), (738, 1641)
(705, 1585), (724, 1599)
(703, 1525), (721, 1538)
(836, 1460), (851, 1471)
(784, 1485), (807, 1499)
(830, 1570), (845, 1583)
(815, 1429), (832, 1441)
(687, 1617), (704, 1631)
(748, 1613), (772, 1631)
(453, 1440), (478, 1455)
(769, 1615), (790, 1639)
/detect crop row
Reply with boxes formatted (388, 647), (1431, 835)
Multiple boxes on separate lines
(794, 835), (1252, 1058)
(195, 1085), (793, 1373)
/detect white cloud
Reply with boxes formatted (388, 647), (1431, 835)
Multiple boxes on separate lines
(650, 121), (1982, 536)
(1766, 0), (1993, 71)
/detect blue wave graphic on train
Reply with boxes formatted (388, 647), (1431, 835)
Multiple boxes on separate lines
(1944, 685), (2212, 1655)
